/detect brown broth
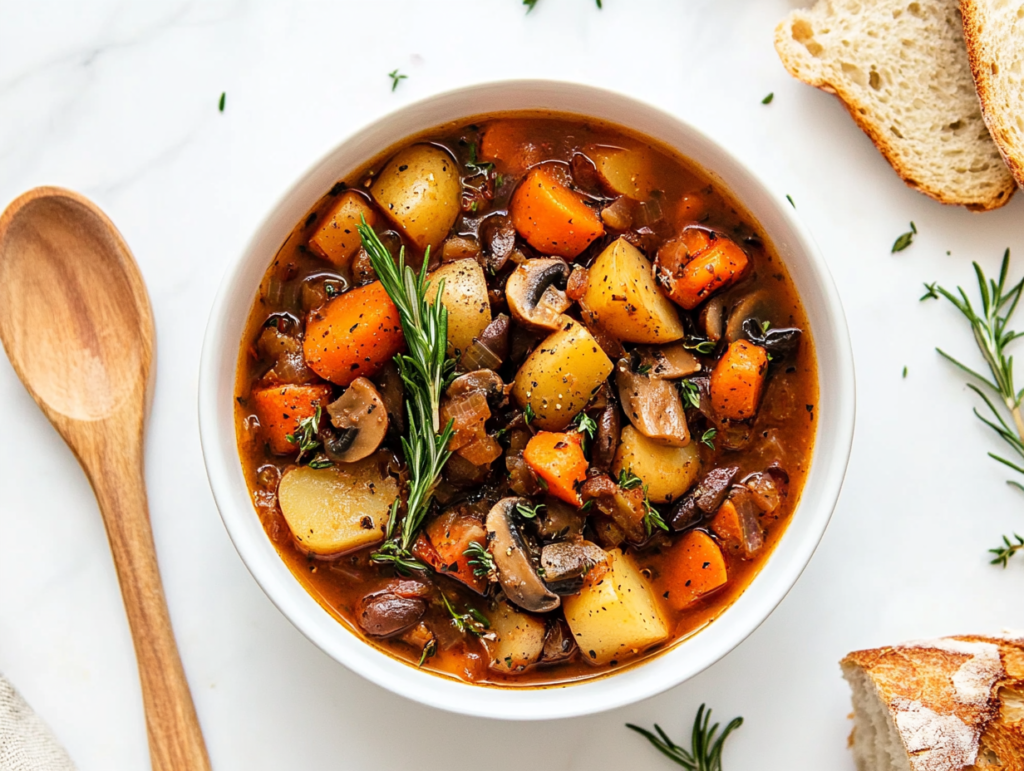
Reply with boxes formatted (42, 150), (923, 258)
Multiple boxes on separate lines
(234, 112), (818, 687)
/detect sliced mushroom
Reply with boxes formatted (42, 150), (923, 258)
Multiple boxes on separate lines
(324, 377), (388, 462)
(540, 618), (578, 664)
(540, 540), (608, 595)
(485, 498), (560, 613)
(590, 399), (621, 472)
(615, 358), (690, 447)
(447, 368), (505, 400)
(636, 342), (701, 379)
(462, 313), (510, 371)
(725, 289), (771, 343)
(506, 258), (573, 331)
(700, 296), (725, 342)
(740, 317), (803, 361)
(669, 465), (739, 531)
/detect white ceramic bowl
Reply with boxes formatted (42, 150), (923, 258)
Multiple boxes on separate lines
(199, 80), (855, 721)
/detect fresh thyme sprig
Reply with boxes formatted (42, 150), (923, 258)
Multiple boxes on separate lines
(516, 502), (545, 520)
(627, 704), (743, 771)
(990, 533), (1024, 568)
(463, 541), (496, 579)
(572, 411), (597, 442)
(358, 220), (456, 567)
(642, 489), (669, 537)
(286, 405), (322, 463)
(680, 379), (702, 410)
(930, 250), (1024, 563)
(699, 428), (717, 450)
(440, 592), (490, 637)
(618, 468), (643, 490)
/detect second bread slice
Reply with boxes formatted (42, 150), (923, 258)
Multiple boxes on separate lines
(775, 0), (1016, 211)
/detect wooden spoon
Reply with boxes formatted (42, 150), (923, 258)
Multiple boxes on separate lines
(0, 187), (212, 771)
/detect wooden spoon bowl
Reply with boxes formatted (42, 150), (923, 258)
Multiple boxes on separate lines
(0, 187), (211, 771)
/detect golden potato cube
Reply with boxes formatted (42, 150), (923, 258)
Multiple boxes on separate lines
(563, 549), (669, 665)
(277, 460), (397, 556)
(512, 316), (614, 430)
(588, 144), (657, 201)
(581, 237), (685, 344)
(613, 425), (701, 504)
(482, 601), (546, 673)
(308, 190), (377, 267)
(428, 259), (492, 357)
(371, 144), (462, 253)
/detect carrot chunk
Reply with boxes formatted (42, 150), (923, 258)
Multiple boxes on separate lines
(709, 339), (768, 421)
(523, 431), (588, 506)
(511, 167), (604, 260)
(303, 281), (405, 386)
(710, 493), (764, 559)
(423, 510), (488, 594)
(655, 230), (749, 310)
(479, 119), (543, 174)
(657, 530), (728, 610)
(250, 383), (333, 455)
(308, 191), (378, 267)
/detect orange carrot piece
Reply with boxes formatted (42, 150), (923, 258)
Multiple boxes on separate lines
(656, 231), (748, 310)
(511, 167), (604, 260)
(658, 530), (728, 610)
(709, 339), (768, 421)
(424, 511), (488, 594)
(522, 431), (588, 506)
(709, 499), (744, 553)
(303, 281), (405, 386)
(479, 119), (542, 174)
(250, 383), (333, 455)
(308, 191), (378, 267)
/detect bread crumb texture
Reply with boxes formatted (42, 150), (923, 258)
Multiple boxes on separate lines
(842, 635), (1024, 771)
(961, 0), (1024, 189)
(775, 0), (1016, 210)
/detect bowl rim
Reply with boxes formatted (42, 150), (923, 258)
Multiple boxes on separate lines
(198, 78), (856, 721)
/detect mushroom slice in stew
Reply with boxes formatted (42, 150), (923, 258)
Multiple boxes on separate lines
(669, 465), (739, 532)
(540, 618), (578, 665)
(324, 377), (388, 463)
(635, 342), (701, 379)
(356, 579), (430, 638)
(615, 358), (690, 447)
(506, 258), (573, 332)
(540, 540), (608, 595)
(485, 498), (560, 614)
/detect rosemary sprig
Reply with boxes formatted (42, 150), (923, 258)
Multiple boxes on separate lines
(931, 250), (1024, 563)
(627, 704), (743, 771)
(358, 220), (456, 566)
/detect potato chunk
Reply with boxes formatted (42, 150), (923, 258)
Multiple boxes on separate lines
(563, 549), (669, 665)
(581, 237), (685, 344)
(308, 191), (377, 267)
(483, 601), (547, 673)
(587, 145), (657, 201)
(371, 144), (461, 252)
(277, 461), (397, 556)
(428, 259), (491, 357)
(512, 317), (614, 430)
(613, 425), (700, 504)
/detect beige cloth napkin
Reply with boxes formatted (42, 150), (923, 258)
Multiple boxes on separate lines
(0, 676), (74, 771)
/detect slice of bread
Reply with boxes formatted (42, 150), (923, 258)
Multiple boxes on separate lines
(775, 0), (1016, 211)
(961, 0), (1024, 189)
(842, 635), (1024, 770)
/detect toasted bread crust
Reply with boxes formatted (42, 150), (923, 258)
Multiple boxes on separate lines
(960, 0), (1024, 190)
(842, 635), (1024, 770)
(775, 9), (1016, 212)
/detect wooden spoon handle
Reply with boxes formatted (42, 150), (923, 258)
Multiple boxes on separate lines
(87, 424), (212, 771)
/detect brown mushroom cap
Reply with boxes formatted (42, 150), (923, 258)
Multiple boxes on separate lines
(506, 258), (572, 332)
(325, 377), (389, 462)
(485, 497), (561, 614)
(635, 342), (701, 379)
(615, 358), (690, 447)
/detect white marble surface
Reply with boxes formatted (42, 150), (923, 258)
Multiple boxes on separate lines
(1, 1), (1022, 768)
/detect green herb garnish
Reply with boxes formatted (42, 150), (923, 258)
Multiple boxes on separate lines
(388, 69), (407, 92)
(637, 363), (653, 375)
(785, 194), (795, 209)
(441, 593), (490, 637)
(627, 704), (743, 771)
(699, 428), (717, 449)
(642, 488), (669, 537)
(683, 339), (716, 355)
(358, 220), (455, 569)
(990, 533), (1024, 568)
(618, 468), (643, 491)
(761, 92), (774, 104)
(463, 541), (496, 578)
(930, 250), (1024, 563)
(516, 502), (545, 520)
(892, 222), (917, 253)
(679, 379), (702, 410)
(902, 366), (908, 379)
(920, 281), (939, 301)
(523, 403), (536, 425)
(218, 92), (226, 112)
(417, 639), (437, 667)
(572, 411), (598, 441)
(286, 405), (322, 463)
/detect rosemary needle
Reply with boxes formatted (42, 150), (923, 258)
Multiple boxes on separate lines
(357, 219), (455, 570)
(627, 704), (743, 771)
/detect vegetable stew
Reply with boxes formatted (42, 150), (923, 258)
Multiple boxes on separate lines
(235, 113), (817, 686)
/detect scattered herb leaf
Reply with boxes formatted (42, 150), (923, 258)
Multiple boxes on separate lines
(524, 403), (536, 425)
(627, 704), (743, 771)
(286, 406), (322, 463)
(700, 428), (717, 449)
(464, 541), (496, 578)
(218, 92), (226, 112)
(516, 502), (545, 520)
(761, 92), (774, 104)
(441, 592), (490, 637)
(388, 69), (407, 92)
(679, 379), (702, 410)
(990, 533), (1024, 567)
(902, 366), (908, 379)
(920, 281), (939, 301)
(572, 411), (598, 441)
(618, 468), (643, 491)
(785, 194), (795, 209)
(891, 221), (917, 253)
